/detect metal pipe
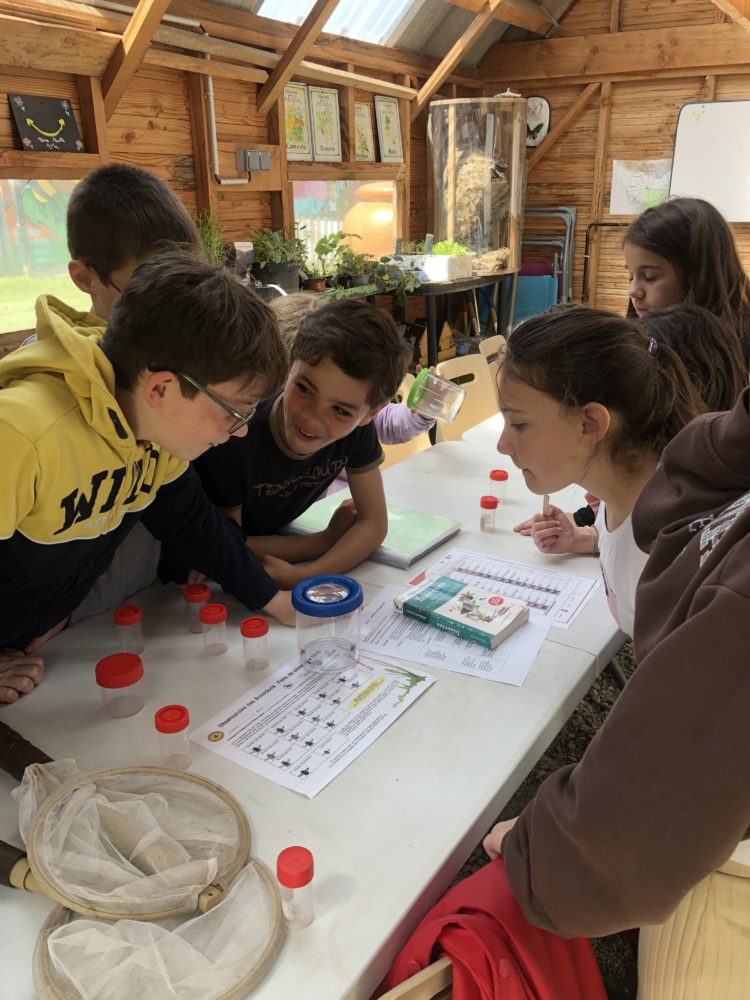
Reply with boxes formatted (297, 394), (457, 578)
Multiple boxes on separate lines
(582, 221), (628, 304)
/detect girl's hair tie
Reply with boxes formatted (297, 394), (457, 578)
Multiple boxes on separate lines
(647, 337), (658, 356)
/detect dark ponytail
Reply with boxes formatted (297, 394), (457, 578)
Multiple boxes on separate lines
(503, 305), (706, 470)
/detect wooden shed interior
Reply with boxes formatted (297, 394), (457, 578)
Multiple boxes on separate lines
(2, 0), (750, 353)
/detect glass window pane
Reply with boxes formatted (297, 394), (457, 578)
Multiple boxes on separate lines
(257, 0), (413, 45)
(0, 179), (89, 335)
(293, 179), (396, 260)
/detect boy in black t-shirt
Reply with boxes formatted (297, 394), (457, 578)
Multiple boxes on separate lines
(194, 299), (411, 589)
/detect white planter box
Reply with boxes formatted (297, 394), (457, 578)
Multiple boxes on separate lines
(421, 254), (474, 282)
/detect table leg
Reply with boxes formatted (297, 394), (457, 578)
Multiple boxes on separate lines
(426, 295), (437, 368)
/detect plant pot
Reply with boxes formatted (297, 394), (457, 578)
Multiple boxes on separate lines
(252, 261), (300, 294)
(335, 274), (371, 289)
(301, 278), (327, 292)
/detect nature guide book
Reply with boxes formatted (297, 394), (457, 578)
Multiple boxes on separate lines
(282, 492), (461, 569)
(393, 575), (529, 649)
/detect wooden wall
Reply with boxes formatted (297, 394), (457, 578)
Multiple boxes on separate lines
(480, 0), (750, 313)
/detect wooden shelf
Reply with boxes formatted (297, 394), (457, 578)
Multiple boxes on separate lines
(0, 150), (102, 179)
(286, 161), (404, 182)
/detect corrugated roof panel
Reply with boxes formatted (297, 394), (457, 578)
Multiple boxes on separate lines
(256, 0), (417, 44)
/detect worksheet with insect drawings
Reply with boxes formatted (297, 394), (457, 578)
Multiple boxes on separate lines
(191, 656), (434, 798)
(416, 547), (599, 628)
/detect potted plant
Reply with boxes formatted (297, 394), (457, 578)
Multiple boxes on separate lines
(248, 228), (307, 293)
(195, 210), (227, 267)
(300, 258), (328, 293)
(369, 255), (421, 307)
(422, 239), (474, 282)
(334, 241), (373, 289)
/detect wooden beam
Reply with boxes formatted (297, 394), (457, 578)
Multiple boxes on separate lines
(76, 75), (109, 159)
(0, 150), (102, 180)
(481, 21), (750, 80)
(144, 49), (267, 83)
(587, 81), (612, 307)
(256, 0), (342, 117)
(286, 163), (402, 182)
(411, 1), (506, 121)
(527, 82), (600, 173)
(186, 72), (214, 217)
(0, 12), (117, 75)
(609, 0), (621, 32)
(102, 0), (174, 121)
(710, 0), (750, 30)
(443, 0), (554, 35)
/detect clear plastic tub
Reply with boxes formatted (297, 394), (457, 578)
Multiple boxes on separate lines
(291, 575), (363, 675)
(241, 616), (269, 671)
(489, 469), (508, 504)
(95, 652), (144, 719)
(184, 583), (212, 634)
(406, 368), (466, 423)
(200, 603), (228, 656)
(155, 704), (191, 770)
(113, 604), (144, 654)
(480, 495), (498, 532)
(277, 846), (314, 929)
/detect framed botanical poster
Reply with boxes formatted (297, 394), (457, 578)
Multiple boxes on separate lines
(353, 102), (375, 162)
(309, 86), (342, 163)
(284, 83), (312, 161)
(374, 95), (403, 164)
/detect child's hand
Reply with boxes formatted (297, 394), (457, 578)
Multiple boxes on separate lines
(528, 504), (577, 554)
(483, 816), (518, 860)
(513, 516), (535, 536)
(262, 589), (295, 627)
(325, 499), (358, 544)
(0, 649), (45, 704)
(260, 554), (304, 590)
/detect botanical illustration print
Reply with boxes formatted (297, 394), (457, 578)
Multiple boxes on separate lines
(283, 84), (312, 160)
(309, 87), (341, 162)
(450, 590), (510, 624)
(354, 103), (374, 161)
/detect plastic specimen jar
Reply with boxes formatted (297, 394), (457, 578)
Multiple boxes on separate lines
(95, 652), (145, 719)
(113, 604), (144, 654)
(406, 368), (466, 423)
(489, 469), (509, 504)
(200, 602), (228, 656)
(184, 583), (212, 634)
(277, 846), (314, 929)
(241, 616), (270, 671)
(292, 575), (363, 675)
(480, 495), (498, 533)
(155, 704), (191, 770)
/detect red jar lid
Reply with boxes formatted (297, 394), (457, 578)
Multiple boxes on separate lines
(95, 652), (143, 689)
(277, 846), (314, 888)
(184, 584), (212, 604)
(241, 616), (269, 638)
(480, 495), (498, 509)
(113, 604), (142, 626)
(199, 602), (227, 625)
(490, 469), (509, 482)
(155, 704), (190, 734)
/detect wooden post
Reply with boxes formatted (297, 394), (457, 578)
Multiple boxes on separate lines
(76, 76), (109, 160)
(397, 76), (411, 242)
(187, 72), (215, 217)
(268, 95), (294, 234)
(445, 103), (456, 243)
(340, 70), (356, 163)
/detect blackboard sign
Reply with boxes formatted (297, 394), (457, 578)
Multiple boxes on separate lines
(8, 94), (84, 153)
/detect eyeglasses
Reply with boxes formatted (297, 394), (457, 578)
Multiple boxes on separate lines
(177, 372), (258, 434)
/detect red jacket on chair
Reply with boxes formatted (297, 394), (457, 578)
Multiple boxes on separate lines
(373, 858), (606, 1000)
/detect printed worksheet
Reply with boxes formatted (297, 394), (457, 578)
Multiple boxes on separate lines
(191, 656), (434, 798)
(416, 547), (599, 628)
(360, 585), (549, 686)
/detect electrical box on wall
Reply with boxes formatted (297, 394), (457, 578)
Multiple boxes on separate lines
(235, 149), (271, 173)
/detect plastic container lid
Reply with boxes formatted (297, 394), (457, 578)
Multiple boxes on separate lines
(95, 652), (144, 689)
(155, 704), (190, 734)
(199, 602), (228, 625)
(405, 367), (431, 409)
(480, 495), (498, 509)
(241, 616), (269, 638)
(277, 846), (314, 888)
(490, 469), (509, 482)
(113, 604), (142, 626)
(291, 575), (363, 618)
(184, 584), (212, 604)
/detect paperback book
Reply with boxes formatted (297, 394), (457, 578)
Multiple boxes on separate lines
(394, 575), (529, 649)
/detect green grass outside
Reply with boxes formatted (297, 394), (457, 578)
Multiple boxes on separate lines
(0, 274), (90, 334)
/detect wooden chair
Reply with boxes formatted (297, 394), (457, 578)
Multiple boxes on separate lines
(377, 956), (453, 1000)
(478, 334), (506, 402)
(435, 354), (499, 443)
(381, 373), (432, 470)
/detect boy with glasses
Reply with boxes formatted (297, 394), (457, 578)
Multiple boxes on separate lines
(0, 251), (292, 704)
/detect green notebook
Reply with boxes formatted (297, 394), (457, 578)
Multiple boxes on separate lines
(282, 493), (461, 569)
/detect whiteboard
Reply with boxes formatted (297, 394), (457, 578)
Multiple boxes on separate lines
(669, 101), (750, 222)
